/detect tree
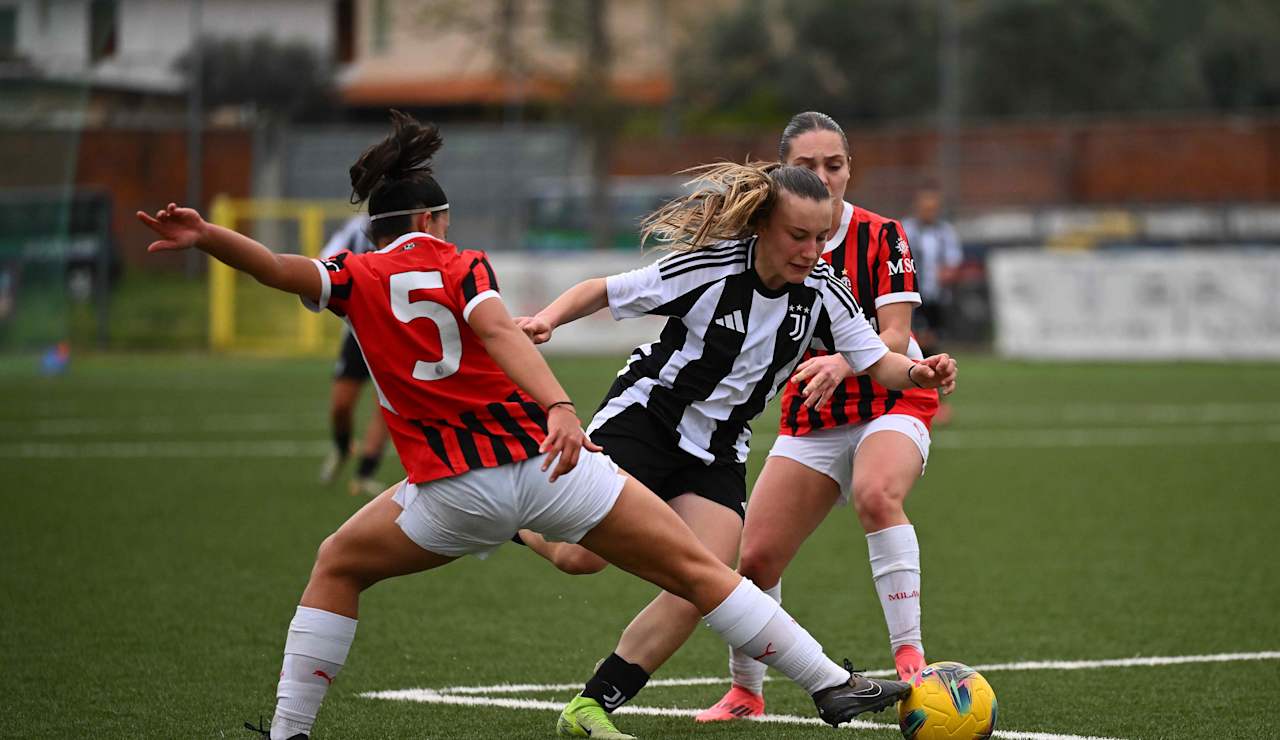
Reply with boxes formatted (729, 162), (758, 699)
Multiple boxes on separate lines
(178, 35), (334, 120)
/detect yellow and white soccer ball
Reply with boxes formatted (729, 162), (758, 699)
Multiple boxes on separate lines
(898, 661), (997, 740)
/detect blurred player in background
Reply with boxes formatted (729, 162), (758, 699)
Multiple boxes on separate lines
(901, 181), (962, 426)
(139, 111), (924, 740)
(315, 213), (391, 497)
(699, 112), (949, 723)
(515, 158), (955, 737)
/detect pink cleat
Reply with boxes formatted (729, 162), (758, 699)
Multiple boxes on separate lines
(695, 684), (765, 722)
(894, 645), (926, 681)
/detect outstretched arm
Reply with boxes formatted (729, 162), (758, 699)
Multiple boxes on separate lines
(864, 351), (957, 392)
(514, 277), (609, 344)
(138, 203), (321, 303)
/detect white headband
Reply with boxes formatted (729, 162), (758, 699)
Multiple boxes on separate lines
(369, 204), (450, 221)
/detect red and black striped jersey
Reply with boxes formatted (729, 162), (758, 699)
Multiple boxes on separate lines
(781, 202), (938, 436)
(306, 232), (549, 484)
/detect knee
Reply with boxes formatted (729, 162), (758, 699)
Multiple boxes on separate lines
(853, 479), (905, 531)
(737, 543), (784, 590)
(312, 532), (366, 588)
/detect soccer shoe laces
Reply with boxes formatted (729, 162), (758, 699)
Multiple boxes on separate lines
(843, 658), (868, 675)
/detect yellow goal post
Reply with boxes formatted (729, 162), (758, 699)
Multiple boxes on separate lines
(207, 196), (364, 354)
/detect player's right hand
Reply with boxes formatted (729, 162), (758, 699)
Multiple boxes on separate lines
(538, 405), (602, 482)
(513, 315), (554, 344)
(136, 203), (208, 253)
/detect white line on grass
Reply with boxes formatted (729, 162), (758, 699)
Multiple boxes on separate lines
(932, 425), (1280, 449)
(0, 413), (322, 437)
(362, 651), (1280, 739)
(9, 422), (1280, 459)
(420, 650), (1280, 696)
(0, 440), (330, 458)
(359, 689), (1122, 740)
(943, 401), (1280, 425)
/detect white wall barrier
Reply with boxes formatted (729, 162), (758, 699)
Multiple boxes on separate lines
(989, 249), (1280, 360)
(488, 251), (666, 356)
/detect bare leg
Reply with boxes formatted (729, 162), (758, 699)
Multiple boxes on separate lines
(737, 456), (843, 589)
(273, 482), (454, 739)
(328, 378), (361, 449)
(516, 529), (609, 575)
(612, 494), (743, 673)
(300, 483), (455, 618)
(850, 431), (922, 533)
(577, 478), (737, 613)
(358, 404), (388, 459)
(851, 430), (926, 675)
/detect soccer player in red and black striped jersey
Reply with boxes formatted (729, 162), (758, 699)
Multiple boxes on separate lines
(138, 111), (921, 740)
(699, 112), (955, 723)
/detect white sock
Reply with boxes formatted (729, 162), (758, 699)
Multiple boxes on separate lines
(726, 580), (780, 694)
(272, 606), (358, 740)
(703, 578), (849, 695)
(867, 524), (923, 653)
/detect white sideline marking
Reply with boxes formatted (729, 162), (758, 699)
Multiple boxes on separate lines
(0, 440), (330, 459)
(420, 650), (1280, 696)
(946, 401), (1280, 425)
(363, 651), (1280, 739)
(359, 689), (1120, 740)
(8, 423), (1280, 459)
(932, 425), (1280, 449)
(0, 413), (321, 437)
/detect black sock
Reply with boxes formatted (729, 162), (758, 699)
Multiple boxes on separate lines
(333, 429), (352, 456)
(355, 452), (381, 478)
(582, 653), (649, 712)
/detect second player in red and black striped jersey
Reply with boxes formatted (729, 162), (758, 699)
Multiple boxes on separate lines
(306, 231), (549, 483)
(781, 202), (939, 436)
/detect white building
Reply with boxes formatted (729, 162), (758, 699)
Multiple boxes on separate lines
(3, 0), (338, 94)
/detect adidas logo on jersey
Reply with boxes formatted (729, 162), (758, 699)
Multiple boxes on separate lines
(714, 310), (746, 333)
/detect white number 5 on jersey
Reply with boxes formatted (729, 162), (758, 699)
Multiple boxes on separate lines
(389, 271), (461, 381)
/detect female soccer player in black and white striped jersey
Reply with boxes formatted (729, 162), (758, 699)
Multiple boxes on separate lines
(513, 161), (957, 737)
(699, 112), (949, 723)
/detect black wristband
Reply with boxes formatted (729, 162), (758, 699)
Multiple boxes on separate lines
(547, 400), (575, 412)
(907, 363), (924, 388)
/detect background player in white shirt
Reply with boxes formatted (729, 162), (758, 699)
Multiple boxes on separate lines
(514, 161), (956, 737)
(314, 214), (391, 496)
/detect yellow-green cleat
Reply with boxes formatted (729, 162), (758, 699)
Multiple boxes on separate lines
(556, 695), (637, 739)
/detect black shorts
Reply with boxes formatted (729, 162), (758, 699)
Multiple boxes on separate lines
(591, 405), (747, 519)
(333, 332), (370, 382)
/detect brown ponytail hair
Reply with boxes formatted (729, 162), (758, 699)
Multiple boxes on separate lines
(641, 162), (829, 252)
(349, 110), (448, 243)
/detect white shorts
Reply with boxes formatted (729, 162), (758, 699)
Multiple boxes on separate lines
(767, 414), (931, 506)
(392, 451), (626, 559)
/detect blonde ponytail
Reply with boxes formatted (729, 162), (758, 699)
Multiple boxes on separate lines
(640, 161), (829, 252)
(640, 161), (780, 251)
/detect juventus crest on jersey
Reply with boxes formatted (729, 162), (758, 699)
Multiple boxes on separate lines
(590, 237), (888, 465)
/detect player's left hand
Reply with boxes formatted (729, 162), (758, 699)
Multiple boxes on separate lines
(136, 203), (209, 252)
(514, 315), (554, 344)
(539, 405), (602, 482)
(914, 353), (958, 394)
(792, 353), (855, 409)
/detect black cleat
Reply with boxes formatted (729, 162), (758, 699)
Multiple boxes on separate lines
(811, 663), (911, 727)
(244, 716), (308, 740)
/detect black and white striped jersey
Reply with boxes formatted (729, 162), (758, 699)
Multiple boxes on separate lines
(589, 237), (889, 464)
(319, 215), (375, 259)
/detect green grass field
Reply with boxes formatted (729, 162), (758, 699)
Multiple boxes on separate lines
(2, 354), (1279, 739)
